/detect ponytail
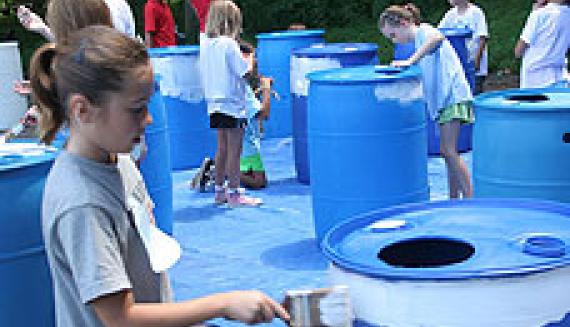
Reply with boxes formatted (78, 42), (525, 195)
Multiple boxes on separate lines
(403, 3), (421, 26)
(30, 43), (66, 144)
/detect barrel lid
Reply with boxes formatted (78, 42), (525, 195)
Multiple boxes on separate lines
(148, 45), (199, 58)
(293, 43), (378, 57)
(439, 27), (473, 38)
(307, 65), (421, 85)
(322, 199), (570, 280)
(0, 142), (58, 172)
(256, 29), (325, 40)
(474, 88), (570, 112)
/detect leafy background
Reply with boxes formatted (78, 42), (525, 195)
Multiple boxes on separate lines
(0, 0), (536, 77)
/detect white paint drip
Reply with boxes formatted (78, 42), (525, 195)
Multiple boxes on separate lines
(291, 56), (342, 96)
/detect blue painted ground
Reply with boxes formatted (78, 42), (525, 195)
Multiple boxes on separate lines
(168, 137), (471, 326)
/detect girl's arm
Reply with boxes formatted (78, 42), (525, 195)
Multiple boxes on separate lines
(475, 36), (488, 70)
(259, 77), (272, 119)
(92, 289), (289, 327)
(514, 39), (528, 58)
(392, 32), (445, 67)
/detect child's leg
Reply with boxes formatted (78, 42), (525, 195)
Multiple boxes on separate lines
(215, 128), (228, 187)
(226, 127), (244, 189)
(439, 120), (473, 198)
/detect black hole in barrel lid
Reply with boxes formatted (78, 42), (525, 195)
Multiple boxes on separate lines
(375, 66), (402, 75)
(563, 133), (570, 143)
(506, 94), (549, 102)
(378, 237), (474, 268)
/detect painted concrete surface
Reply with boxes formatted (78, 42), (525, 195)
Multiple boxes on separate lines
(169, 137), (471, 326)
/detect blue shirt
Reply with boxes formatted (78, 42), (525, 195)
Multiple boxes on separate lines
(241, 86), (262, 158)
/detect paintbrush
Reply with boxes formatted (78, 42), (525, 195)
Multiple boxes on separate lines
(283, 285), (353, 327)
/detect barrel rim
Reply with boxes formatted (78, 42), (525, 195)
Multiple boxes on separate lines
(292, 43), (378, 57)
(148, 45), (199, 58)
(256, 29), (326, 40)
(474, 88), (570, 112)
(307, 65), (422, 84)
(322, 198), (570, 280)
(0, 145), (57, 172)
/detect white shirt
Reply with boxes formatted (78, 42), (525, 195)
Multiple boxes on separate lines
(439, 3), (489, 76)
(519, 3), (570, 88)
(416, 24), (473, 120)
(199, 36), (249, 118)
(103, 0), (136, 38)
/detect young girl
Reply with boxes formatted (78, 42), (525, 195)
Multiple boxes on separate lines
(33, 26), (288, 326)
(514, 0), (570, 88)
(200, 0), (262, 206)
(438, 0), (489, 95)
(379, 3), (474, 199)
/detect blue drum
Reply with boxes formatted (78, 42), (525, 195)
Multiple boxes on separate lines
(323, 199), (570, 326)
(393, 41), (415, 61)
(139, 79), (173, 235)
(307, 65), (428, 242)
(0, 143), (57, 326)
(474, 88), (570, 202)
(149, 46), (215, 170)
(291, 43), (378, 184)
(256, 29), (325, 138)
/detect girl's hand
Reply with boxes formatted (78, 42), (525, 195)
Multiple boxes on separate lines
(222, 291), (290, 324)
(13, 80), (32, 95)
(17, 6), (48, 35)
(391, 59), (413, 68)
(260, 77), (272, 90)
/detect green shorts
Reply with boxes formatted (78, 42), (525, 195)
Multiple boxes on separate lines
(438, 101), (475, 124)
(240, 153), (265, 172)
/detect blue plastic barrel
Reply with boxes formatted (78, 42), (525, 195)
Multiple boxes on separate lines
(256, 29), (325, 138)
(0, 143), (57, 326)
(323, 199), (570, 326)
(393, 41), (415, 61)
(307, 65), (429, 242)
(291, 43), (379, 184)
(473, 88), (570, 203)
(149, 46), (215, 170)
(139, 79), (173, 235)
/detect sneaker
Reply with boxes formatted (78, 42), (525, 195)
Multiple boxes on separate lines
(214, 187), (227, 205)
(227, 189), (263, 208)
(191, 157), (213, 192)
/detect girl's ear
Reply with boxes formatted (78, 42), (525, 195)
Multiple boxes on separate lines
(68, 93), (95, 124)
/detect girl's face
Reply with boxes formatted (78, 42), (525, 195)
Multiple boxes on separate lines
(381, 23), (413, 44)
(79, 62), (154, 161)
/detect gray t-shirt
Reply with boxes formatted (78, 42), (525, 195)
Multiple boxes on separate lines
(42, 151), (163, 327)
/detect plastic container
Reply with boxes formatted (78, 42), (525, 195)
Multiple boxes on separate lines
(0, 42), (27, 130)
(307, 65), (429, 242)
(139, 79), (173, 235)
(0, 142), (57, 326)
(149, 46), (215, 170)
(323, 199), (570, 326)
(291, 43), (378, 184)
(474, 88), (570, 203)
(256, 29), (325, 138)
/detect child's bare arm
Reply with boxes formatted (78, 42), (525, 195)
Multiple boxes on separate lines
(514, 39), (528, 58)
(393, 32), (445, 67)
(91, 289), (289, 327)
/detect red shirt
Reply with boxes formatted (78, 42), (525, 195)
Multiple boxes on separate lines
(144, 0), (176, 48)
(191, 0), (211, 33)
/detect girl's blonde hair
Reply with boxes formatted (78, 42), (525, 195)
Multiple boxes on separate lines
(29, 26), (149, 143)
(205, 0), (242, 38)
(47, 0), (112, 41)
(378, 3), (421, 29)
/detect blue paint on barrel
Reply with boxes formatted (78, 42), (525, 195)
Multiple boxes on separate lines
(307, 65), (429, 242)
(149, 46), (215, 170)
(256, 29), (325, 138)
(291, 43), (378, 184)
(0, 143), (57, 326)
(474, 88), (570, 203)
(139, 79), (173, 235)
(323, 199), (570, 326)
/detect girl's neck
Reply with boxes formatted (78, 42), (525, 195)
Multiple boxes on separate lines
(66, 132), (112, 164)
(456, 2), (470, 13)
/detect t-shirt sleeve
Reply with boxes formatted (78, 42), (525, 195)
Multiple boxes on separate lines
(474, 8), (489, 38)
(144, 3), (157, 33)
(57, 206), (131, 304)
(520, 11), (539, 44)
(225, 39), (249, 77)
